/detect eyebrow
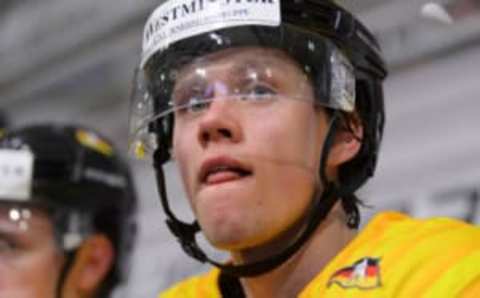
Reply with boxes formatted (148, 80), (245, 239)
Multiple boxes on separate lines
(173, 54), (294, 92)
(229, 49), (302, 74)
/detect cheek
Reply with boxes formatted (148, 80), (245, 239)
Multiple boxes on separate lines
(252, 106), (323, 172)
(238, 106), (322, 239)
(173, 128), (197, 199)
(0, 247), (63, 298)
(33, 249), (64, 298)
(257, 160), (316, 227)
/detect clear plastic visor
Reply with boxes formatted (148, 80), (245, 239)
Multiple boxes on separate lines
(129, 46), (355, 160)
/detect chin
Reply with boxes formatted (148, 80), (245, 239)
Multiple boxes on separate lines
(202, 223), (247, 250)
(200, 209), (275, 252)
(208, 233), (248, 251)
(198, 206), (252, 250)
(194, 181), (263, 249)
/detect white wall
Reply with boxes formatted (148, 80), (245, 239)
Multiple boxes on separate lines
(364, 45), (480, 222)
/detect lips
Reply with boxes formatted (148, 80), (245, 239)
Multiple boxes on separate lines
(199, 156), (252, 186)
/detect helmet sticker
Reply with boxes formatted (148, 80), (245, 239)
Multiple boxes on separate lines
(141, 0), (281, 68)
(76, 129), (113, 156)
(0, 150), (34, 201)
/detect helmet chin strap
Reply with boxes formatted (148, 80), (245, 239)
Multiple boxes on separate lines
(154, 112), (342, 277)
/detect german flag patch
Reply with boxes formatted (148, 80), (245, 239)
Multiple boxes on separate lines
(327, 257), (382, 290)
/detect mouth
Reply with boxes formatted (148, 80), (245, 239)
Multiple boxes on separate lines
(199, 156), (253, 186)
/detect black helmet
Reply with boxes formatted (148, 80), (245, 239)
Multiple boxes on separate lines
(0, 123), (137, 297)
(129, 0), (386, 277)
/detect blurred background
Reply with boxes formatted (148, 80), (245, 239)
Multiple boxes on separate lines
(1, 0), (480, 297)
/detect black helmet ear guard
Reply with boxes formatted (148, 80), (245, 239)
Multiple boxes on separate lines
(0, 124), (137, 297)
(131, 0), (387, 277)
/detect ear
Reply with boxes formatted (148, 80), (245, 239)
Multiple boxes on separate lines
(63, 234), (114, 297)
(327, 120), (363, 168)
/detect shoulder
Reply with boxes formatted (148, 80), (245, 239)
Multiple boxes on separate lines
(341, 211), (480, 263)
(158, 269), (221, 298)
(367, 211), (480, 248)
(301, 212), (480, 297)
(361, 212), (480, 296)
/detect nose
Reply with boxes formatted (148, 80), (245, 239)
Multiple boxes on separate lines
(197, 98), (242, 147)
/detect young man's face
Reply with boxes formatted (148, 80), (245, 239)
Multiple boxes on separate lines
(172, 47), (331, 251)
(0, 204), (64, 298)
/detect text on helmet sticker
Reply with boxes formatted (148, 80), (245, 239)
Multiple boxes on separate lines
(141, 0), (281, 68)
(0, 150), (34, 201)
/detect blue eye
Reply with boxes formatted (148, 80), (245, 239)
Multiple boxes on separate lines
(172, 81), (210, 114)
(175, 96), (210, 115)
(188, 97), (210, 112)
(251, 85), (275, 96)
(240, 85), (276, 101)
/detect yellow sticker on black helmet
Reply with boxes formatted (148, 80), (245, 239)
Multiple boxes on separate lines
(75, 129), (113, 157)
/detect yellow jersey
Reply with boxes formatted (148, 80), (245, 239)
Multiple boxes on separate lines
(159, 212), (480, 297)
